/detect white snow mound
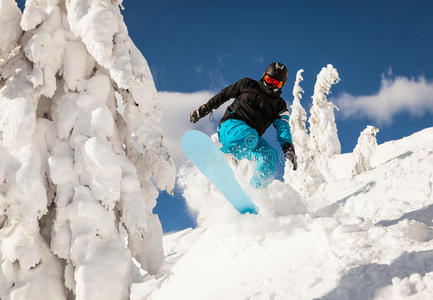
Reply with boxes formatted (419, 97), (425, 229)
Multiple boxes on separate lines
(134, 127), (433, 300)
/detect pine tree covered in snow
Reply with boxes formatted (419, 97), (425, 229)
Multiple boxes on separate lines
(0, 1), (175, 299)
(352, 125), (379, 176)
(309, 64), (341, 159)
(285, 69), (322, 196)
(289, 69), (308, 160)
(285, 66), (341, 196)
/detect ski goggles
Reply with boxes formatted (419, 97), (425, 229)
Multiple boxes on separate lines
(263, 73), (285, 89)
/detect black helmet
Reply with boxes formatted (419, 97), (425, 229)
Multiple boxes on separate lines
(264, 62), (288, 83)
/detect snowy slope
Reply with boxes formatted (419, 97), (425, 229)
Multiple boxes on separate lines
(133, 127), (433, 300)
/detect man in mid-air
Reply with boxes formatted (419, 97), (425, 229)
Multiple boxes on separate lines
(190, 62), (297, 188)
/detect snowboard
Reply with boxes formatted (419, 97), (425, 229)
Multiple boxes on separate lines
(181, 130), (258, 214)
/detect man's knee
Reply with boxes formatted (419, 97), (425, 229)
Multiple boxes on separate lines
(220, 120), (259, 151)
(241, 130), (259, 151)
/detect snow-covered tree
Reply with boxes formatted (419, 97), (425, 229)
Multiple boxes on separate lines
(289, 69), (308, 158)
(309, 64), (341, 160)
(0, 1), (175, 299)
(284, 69), (324, 196)
(285, 70), (308, 192)
(352, 125), (379, 176)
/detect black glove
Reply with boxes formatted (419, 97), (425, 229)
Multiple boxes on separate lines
(190, 104), (211, 124)
(283, 142), (298, 171)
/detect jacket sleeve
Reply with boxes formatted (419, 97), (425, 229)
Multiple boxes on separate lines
(205, 78), (247, 110)
(273, 100), (293, 147)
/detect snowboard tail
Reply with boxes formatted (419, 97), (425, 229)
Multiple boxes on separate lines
(181, 130), (258, 214)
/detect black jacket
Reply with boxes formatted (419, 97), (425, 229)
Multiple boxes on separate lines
(206, 78), (289, 136)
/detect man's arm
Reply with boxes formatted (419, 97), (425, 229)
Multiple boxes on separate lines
(206, 79), (245, 110)
(273, 101), (297, 170)
(190, 79), (247, 123)
(273, 110), (293, 147)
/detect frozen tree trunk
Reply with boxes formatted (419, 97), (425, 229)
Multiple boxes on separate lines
(352, 126), (379, 176)
(309, 64), (341, 160)
(0, 0), (175, 299)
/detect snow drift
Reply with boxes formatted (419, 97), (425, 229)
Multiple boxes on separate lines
(136, 127), (433, 300)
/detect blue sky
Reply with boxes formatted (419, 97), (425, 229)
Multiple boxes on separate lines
(122, 0), (433, 148)
(16, 0), (433, 232)
(120, 0), (433, 232)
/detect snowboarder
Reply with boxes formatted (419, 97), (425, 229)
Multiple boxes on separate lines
(189, 62), (297, 189)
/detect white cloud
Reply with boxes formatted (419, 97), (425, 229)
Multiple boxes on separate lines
(158, 91), (228, 165)
(334, 76), (433, 123)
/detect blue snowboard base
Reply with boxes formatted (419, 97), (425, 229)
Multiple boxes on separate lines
(181, 130), (258, 214)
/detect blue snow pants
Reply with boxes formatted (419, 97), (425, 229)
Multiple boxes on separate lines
(217, 119), (278, 189)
